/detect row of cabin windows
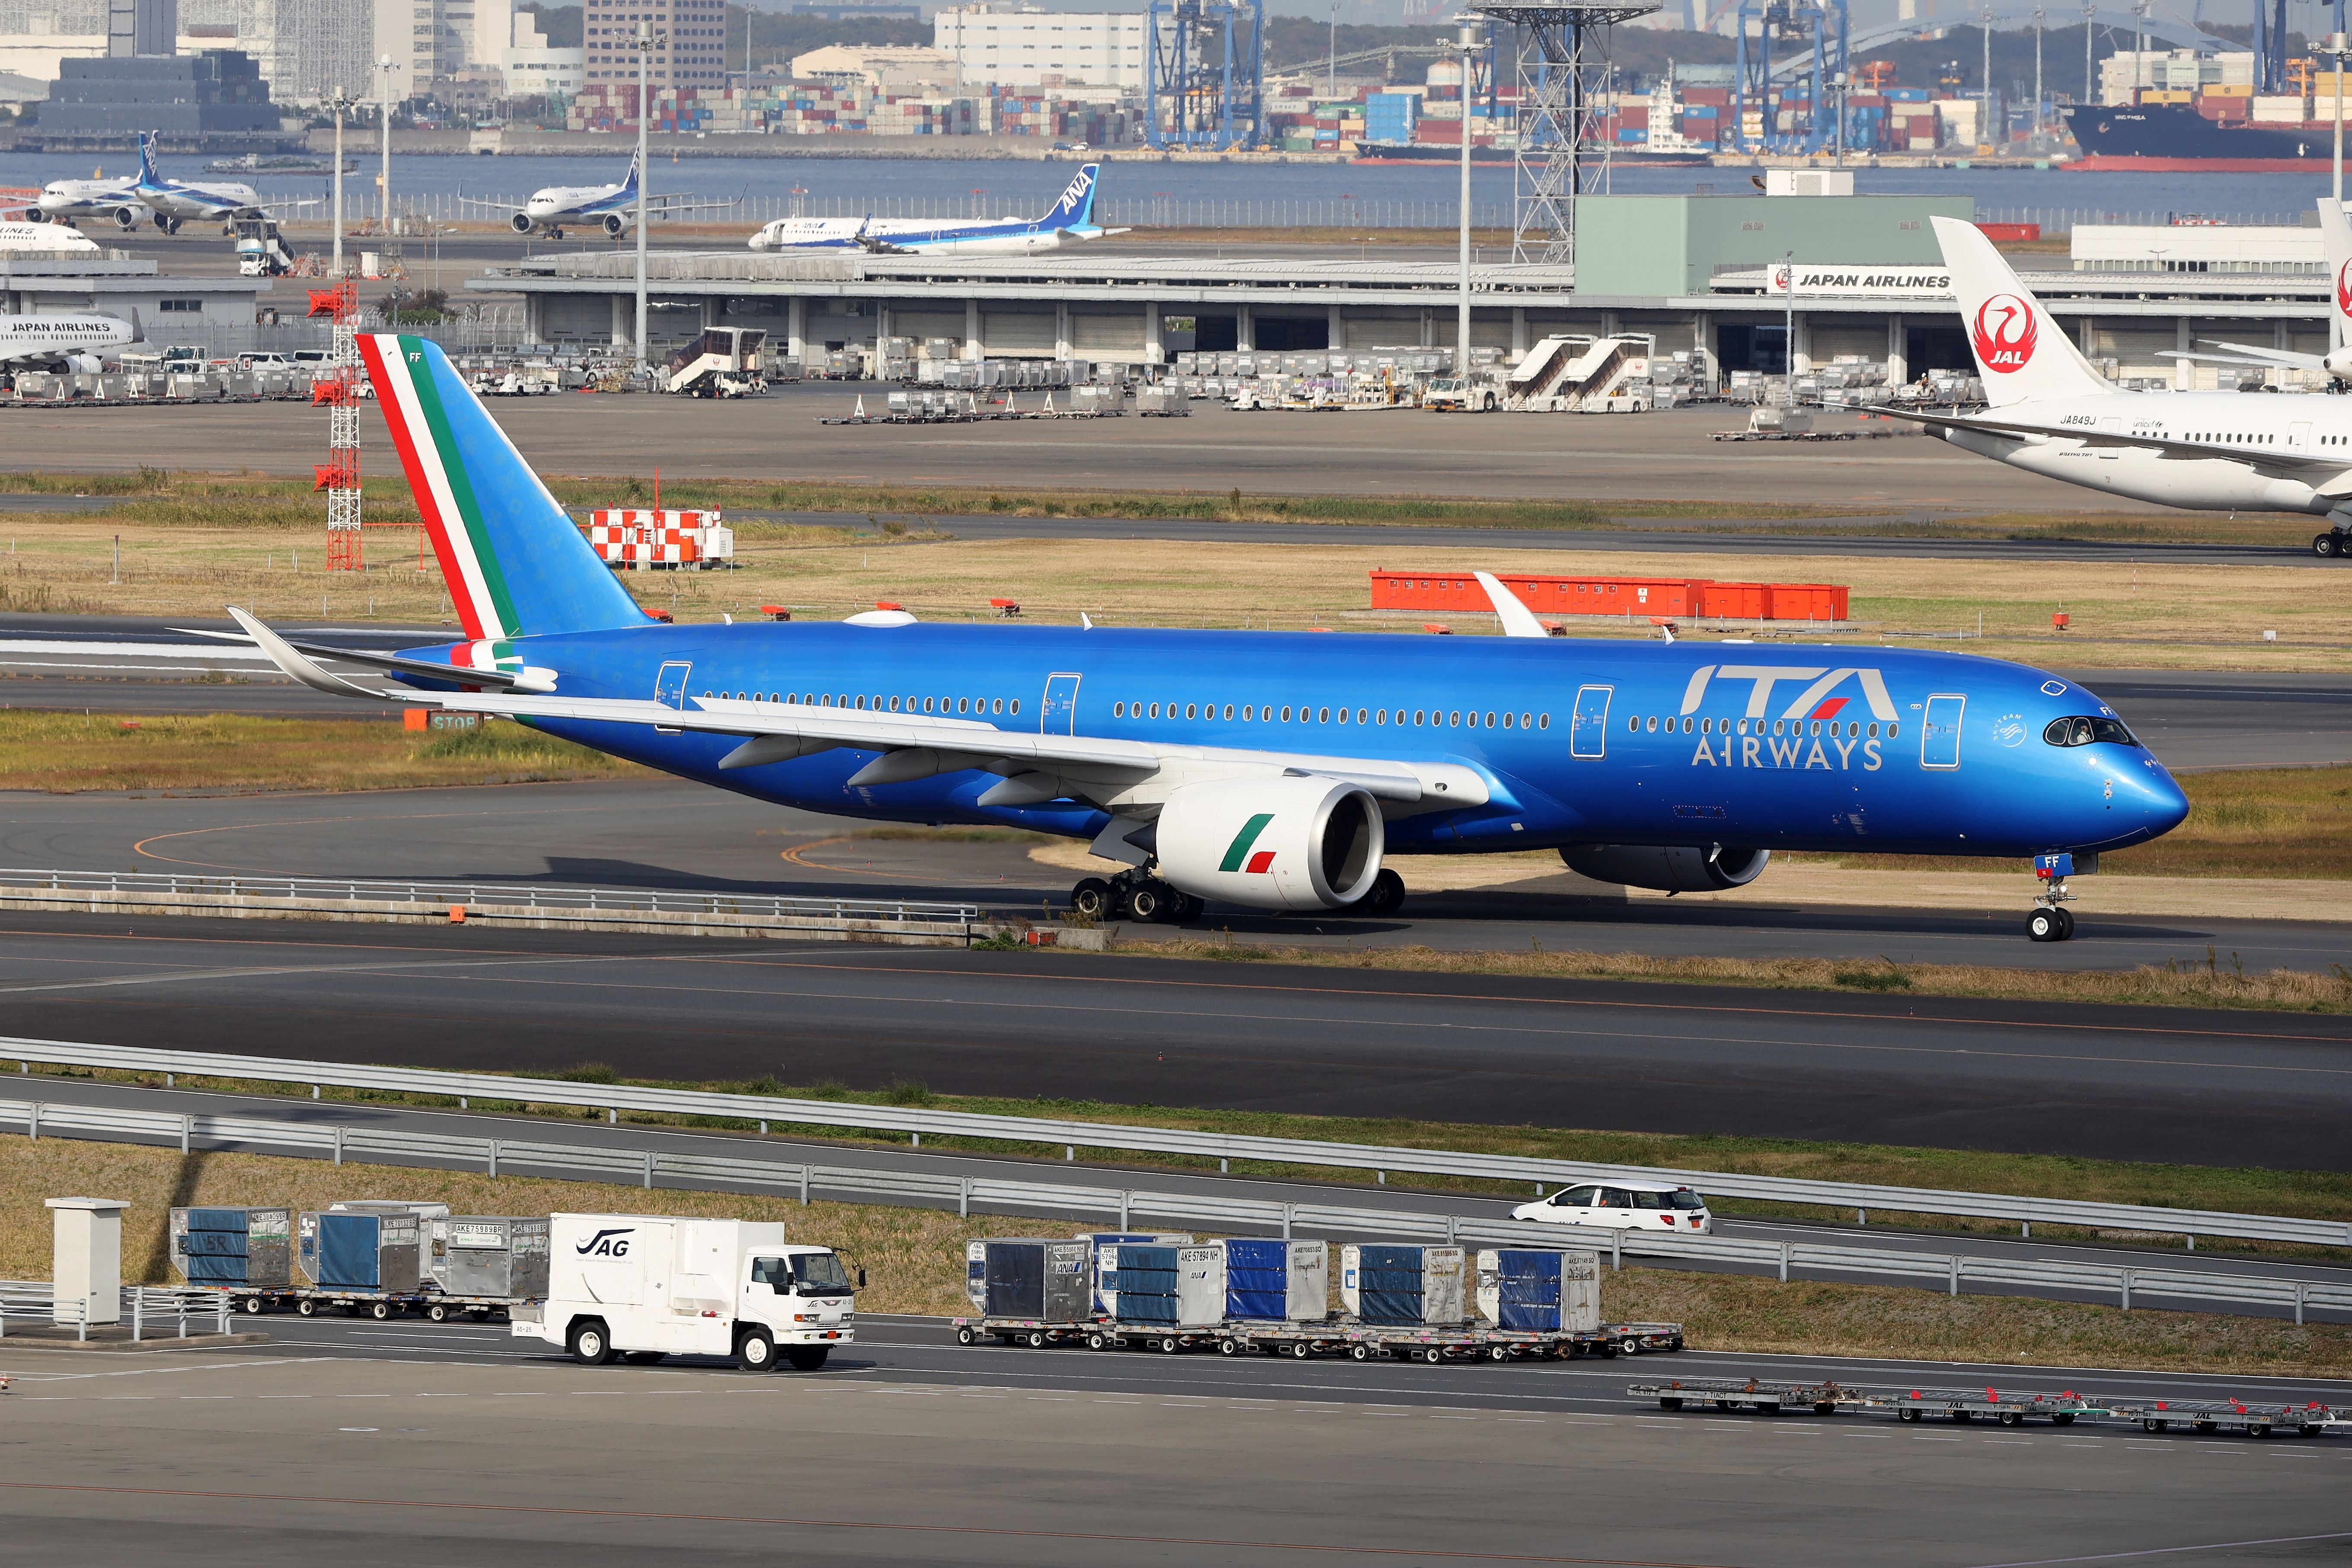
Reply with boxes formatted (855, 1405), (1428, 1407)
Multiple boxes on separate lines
(1637, 714), (1899, 739)
(1110, 700), (1550, 731)
(703, 690), (1020, 716)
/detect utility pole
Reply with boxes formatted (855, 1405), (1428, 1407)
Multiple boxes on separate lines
(1328, 1), (1339, 98)
(1981, 6), (1993, 150)
(632, 17), (663, 374)
(2083, 0), (2094, 105)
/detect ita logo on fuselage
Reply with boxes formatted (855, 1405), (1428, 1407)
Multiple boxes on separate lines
(1678, 664), (1899, 771)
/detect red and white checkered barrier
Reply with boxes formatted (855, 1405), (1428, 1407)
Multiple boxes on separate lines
(584, 509), (734, 570)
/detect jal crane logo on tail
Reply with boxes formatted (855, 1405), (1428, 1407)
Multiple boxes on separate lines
(1971, 294), (2039, 374)
(2336, 259), (2352, 318)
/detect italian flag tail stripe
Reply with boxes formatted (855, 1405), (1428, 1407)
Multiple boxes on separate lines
(357, 333), (521, 642)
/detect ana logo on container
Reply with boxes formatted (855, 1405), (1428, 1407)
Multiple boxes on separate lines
(1971, 294), (2039, 373)
(575, 1227), (633, 1257)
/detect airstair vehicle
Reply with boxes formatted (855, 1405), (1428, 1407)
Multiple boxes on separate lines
(666, 327), (767, 396)
(1506, 334), (1657, 412)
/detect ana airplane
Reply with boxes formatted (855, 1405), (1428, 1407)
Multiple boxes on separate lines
(0, 310), (135, 369)
(0, 220), (99, 255)
(119, 132), (320, 235)
(748, 163), (1124, 255)
(466, 150), (740, 239)
(1889, 213), (2352, 559)
(218, 335), (2189, 945)
(27, 168), (142, 229)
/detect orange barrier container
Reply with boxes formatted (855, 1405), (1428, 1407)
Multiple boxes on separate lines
(1372, 572), (1847, 623)
(1767, 583), (1850, 620)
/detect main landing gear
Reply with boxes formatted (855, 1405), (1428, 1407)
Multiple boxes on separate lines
(1069, 869), (1203, 926)
(2314, 527), (2351, 558)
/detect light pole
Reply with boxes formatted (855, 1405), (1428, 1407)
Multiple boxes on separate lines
(2330, 31), (2349, 212)
(2032, 7), (2045, 137)
(2132, 1), (2148, 96)
(1980, 6), (1993, 152)
(1456, 16), (1475, 385)
(377, 55), (394, 236)
(1782, 248), (1796, 393)
(2083, 0), (2094, 105)
(1328, 2), (1339, 99)
(632, 17), (664, 373)
(329, 84), (351, 278)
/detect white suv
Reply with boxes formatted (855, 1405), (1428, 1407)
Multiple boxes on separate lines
(1513, 1181), (1713, 1234)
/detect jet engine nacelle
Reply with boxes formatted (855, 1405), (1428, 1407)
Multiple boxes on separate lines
(111, 204), (150, 230)
(2326, 345), (2352, 380)
(510, 211), (536, 234)
(1560, 843), (1771, 894)
(601, 211), (629, 238)
(1155, 775), (1383, 912)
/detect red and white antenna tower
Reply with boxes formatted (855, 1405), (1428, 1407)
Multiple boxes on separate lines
(309, 278), (364, 572)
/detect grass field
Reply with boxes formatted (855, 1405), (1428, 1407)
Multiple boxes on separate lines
(0, 480), (2334, 671)
(6, 1135), (2345, 1376)
(0, 711), (644, 793)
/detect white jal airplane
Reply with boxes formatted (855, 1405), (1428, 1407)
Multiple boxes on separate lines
(749, 162), (1124, 255)
(121, 132), (319, 235)
(465, 150), (740, 239)
(1886, 212), (2352, 559)
(2157, 200), (2352, 385)
(0, 311), (135, 370)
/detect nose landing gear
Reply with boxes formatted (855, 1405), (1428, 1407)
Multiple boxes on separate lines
(2026, 853), (2080, 942)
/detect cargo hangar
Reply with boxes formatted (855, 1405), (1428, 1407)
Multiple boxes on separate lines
(469, 191), (2339, 390)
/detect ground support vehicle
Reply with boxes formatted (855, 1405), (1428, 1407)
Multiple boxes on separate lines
(1872, 1386), (2106, 1427)
(1632, 1378), (1868, 1415)
(513, 1213), (855, 1372)
(2110, 1399), (2338, 1438)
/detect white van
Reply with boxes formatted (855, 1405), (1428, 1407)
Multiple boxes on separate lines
(511, 1212), (857, 1371)
(1512, 1182), (1713, 1235)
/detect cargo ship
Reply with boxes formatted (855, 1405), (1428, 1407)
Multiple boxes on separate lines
(2063, 101), (2348, 171)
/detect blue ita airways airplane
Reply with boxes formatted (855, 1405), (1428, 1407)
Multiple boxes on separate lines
(222, 336), (2189, 943)
(748, 163), (1123, 255)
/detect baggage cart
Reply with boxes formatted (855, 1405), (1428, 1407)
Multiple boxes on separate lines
(952, 1314), (1103, 1348)
(1611, 1321), (1687, 1354)
(1870, 1385), (2107, 1427)
(2109, 1399), (2338, 1438)
(1631, 1377), (1867, 1415)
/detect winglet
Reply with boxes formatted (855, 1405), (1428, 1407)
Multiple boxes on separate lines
(225, 606), (395, 699)
(1474, 572), (1549, 639)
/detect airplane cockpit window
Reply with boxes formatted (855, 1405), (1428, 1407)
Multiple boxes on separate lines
(2042, 716), (2140, 748)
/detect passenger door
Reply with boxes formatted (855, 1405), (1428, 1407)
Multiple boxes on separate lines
(1593, 1187), (1637, 1230)
(2290, 420), (2313, 453)
(1570, 685), (1612, 760)
(1548, 1184), (1602, 1225)
(1921, 694), (1965, 770)
(654, 661), (692, 735)
(2097, 415), (2122, 460)
(1040, 672), (1081, 735)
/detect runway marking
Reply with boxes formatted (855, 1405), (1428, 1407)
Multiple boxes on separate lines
(0, 1480), (1737, 1564)
(1964, 1530), (2352, 1566)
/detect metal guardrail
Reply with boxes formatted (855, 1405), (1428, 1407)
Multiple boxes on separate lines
(0, 1281), (236, 1341)
(0, 869), (979, 930)
(3, 1033), (2342, 1253)
(4, 1097), (2348, 1326)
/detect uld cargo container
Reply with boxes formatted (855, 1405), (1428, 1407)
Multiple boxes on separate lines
(1342, 1243), (1467, 1327)
(1108, 1243), (1227, 1327)
(1223, 1238), (1328, 1322)
(299, 1209), (424, 1292)
(1475, 1249), (1600, 1334)
(1079, 1232), (1193, 1315)
(427, 1216), (552, 1300)
(966, 1238), (1094, 1321)
(171, 1206), (294, 1288)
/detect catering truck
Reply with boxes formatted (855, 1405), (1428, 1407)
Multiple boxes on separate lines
(511, 1213), (857, 1371)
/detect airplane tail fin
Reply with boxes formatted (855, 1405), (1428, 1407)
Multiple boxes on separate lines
(1930, 215), (2112, 406)
(620, 148), (641, 198)
(355, 334), (646, 640)
(1041, 163), (1101, 230)
(2321, 198), (2352, 344)
(136, 130), (158, 188)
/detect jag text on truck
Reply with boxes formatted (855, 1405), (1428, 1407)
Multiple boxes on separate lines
(511, 1212), (857, 1371)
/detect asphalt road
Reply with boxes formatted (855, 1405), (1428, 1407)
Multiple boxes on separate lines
(2, 913), (2347, 1170)
(0, 1319), (2342, 1566)
(3, 776), (2344, 971)
(14, 1073), (2344, 1319)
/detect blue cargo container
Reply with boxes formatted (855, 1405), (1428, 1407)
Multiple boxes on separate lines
(1223, 1238), (1327, 1322)
(171, 1206), (293, 1288)
(1474, 1249), (1601, 1334)
(1341, 1243), (1468, 1327)
(298, 1209), (423, 1293)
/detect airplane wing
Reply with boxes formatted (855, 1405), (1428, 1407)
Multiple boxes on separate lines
(225, 607), (1490, 812)
(453, 193), (518, 214)
(640, 194), (746, 219)
(2155, 339), (2323, 370)
(256, 196), (326, 217)
(1870, 405), (2352, 489)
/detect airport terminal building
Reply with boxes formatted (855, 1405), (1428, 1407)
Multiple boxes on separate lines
(470, 190), (2335, 389)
